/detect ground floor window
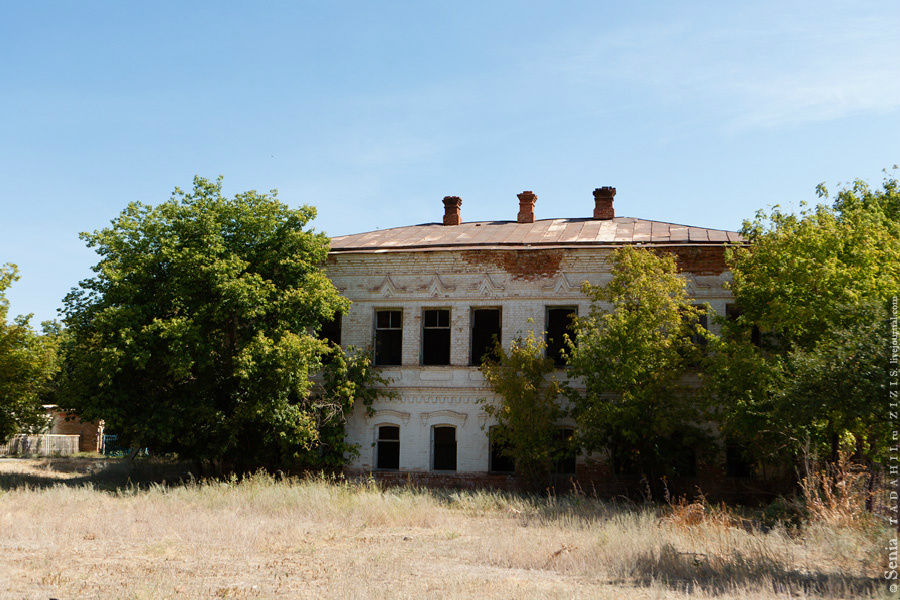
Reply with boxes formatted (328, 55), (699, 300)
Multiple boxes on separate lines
(489, 427), (515, 473)
(554, 427), (577, 475)
(725, 440), (754, 478)
(432, 426), (457, 471)
(376, 425), (400, 470)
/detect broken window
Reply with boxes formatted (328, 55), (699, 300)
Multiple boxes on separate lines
(376, 425), (400, 470)
(432, 426), (457, 471)
(318, 311), (342, 346)
(668, 433), (698, 478)
(489, 427), (515, 473)
(374, 310), (402, 366)
(422, 308), (451, 365)
(554, 427), (577, 475)
(725, 303), (740, 322)
(725, 440), (753, 478)
(470, 308), (501, 365)
(726, 303), (761, 346)
(611, 444), (640, 477)
(546, 307), (577, 367)
(688, 304), (709, 346)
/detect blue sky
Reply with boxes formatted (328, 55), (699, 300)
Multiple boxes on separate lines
(2, 1), (898, 323)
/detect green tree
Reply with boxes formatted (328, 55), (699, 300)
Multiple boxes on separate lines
(480, 331), (565, 490)
(0, 264), (60, 440)
(728, 176), (899, 350)
(310, 344), (392, 470)
(566, 247), (710, 481)
(712, 172), (900, 467)
(60, 176), (376, 470)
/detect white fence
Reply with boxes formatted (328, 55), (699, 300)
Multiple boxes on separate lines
(1, 434), (80, 456)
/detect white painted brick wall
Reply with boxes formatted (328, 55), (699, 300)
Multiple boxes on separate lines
(327, 247), (733, 473)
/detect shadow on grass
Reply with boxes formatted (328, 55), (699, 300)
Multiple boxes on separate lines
(631, 543), (882, 598)
(0, 457), (196, 492)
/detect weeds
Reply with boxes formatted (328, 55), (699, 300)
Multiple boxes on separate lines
(798, 452), (878, 528)
(0, 458), (889, 599)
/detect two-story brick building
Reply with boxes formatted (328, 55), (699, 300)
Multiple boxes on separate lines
(325, 188), (743, 489)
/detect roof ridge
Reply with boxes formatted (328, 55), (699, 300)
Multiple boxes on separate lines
(330, 216), (740, 239)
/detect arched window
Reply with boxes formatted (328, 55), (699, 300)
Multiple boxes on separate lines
(376, 425), (400, 470)
(431, 426), (457, 471)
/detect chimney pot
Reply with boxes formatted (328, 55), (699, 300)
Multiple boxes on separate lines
(592, 186), (616, 220)
(442, 196), (462, 226)
(517, 190), (537, 224)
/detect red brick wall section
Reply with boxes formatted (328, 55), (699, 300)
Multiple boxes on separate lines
(49, 412), (103, 453)
(461, 249), (565, 281)
(665, 246), (730, 276)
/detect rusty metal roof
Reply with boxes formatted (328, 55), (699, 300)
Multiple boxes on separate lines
(330, 217), (743, 253)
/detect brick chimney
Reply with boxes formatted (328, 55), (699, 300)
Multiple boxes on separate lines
(592, 187), (616, 220)
(517, 191), (537, 224)
(442, 196), (462, 226)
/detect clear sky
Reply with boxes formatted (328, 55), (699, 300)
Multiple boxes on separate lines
(2, 1), (898, 323)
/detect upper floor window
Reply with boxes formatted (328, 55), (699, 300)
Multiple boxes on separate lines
(374, 310), (402, 366)
(546, 307), (577, 367)
(318, 311), (342, 346)
(688, 304), (709, 346)
(470, 308), (501, 365)
(726, 303), (761, 346)
(422, 308), (451, 365)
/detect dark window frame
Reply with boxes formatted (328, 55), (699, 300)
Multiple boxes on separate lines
(488, 426), (515, 473)
(318, 311), (343, 346)
(725, 440), (754, 478)
(689, 304), (709, 346)
(374, 309), (403, 366)
(470, 307), (502, 366)
(375, 424), (400, 470)
(726, 303), (762, 347)
(431, 425), (457, 471)
(667, 433), (698, 478)
(545, 306), (578, 367)
(554, 427), (577, 475)
(421, 307), (452, 366)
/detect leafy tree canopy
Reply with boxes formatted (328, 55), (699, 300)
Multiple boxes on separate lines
(0, 264), (60, 440)
(480, 331), (565, 490)
(60, 176), (360, 470)
(728, 171), (900, 350)
(566, 247), (710, 479)
(710, 171), (900, 465)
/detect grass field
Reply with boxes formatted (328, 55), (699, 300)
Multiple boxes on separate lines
(0, 458), (888, 599)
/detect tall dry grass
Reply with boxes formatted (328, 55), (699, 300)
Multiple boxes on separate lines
(0, 458), (888, 599)
(798, 452), (882, 529)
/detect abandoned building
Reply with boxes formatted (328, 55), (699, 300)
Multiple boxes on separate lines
(325, 188), (744, 491)
(1, 406), (103, 457)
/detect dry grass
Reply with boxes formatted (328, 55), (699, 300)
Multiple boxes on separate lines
(0, 458), (888, 599)
(798, 453), (879, 529)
